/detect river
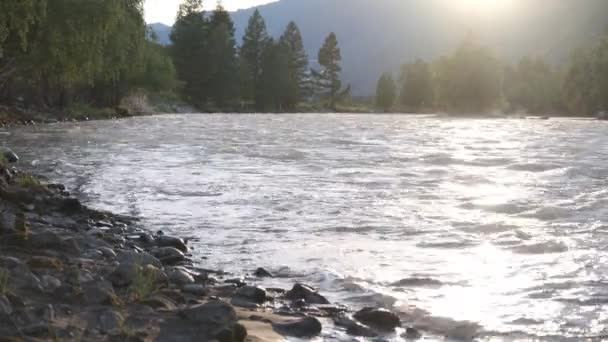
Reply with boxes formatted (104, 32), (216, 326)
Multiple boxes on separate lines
(7, 114), (608, 340)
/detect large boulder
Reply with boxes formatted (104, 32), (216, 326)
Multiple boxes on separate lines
(166, 266), (195, 285)
(1, 148), (19, 163)
(181, 300), (238, 329)
(353, 307), (401, 332)
(272, 316), (322, 338)
(150, 247), (185, 265)
(235, 285), (266, 304)
(285, 283), (329, 304)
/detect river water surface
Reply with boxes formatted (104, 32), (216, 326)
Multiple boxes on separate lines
(7, 114), (608, 340)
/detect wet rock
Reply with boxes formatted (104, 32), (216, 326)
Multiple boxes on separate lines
(402, 327), (422, 340)
(166, 266), (195, 285)
(28, 256), (63, 270)
(181, 300), (237, 327)
(353, 307), (401, 332)
(254, 267), (273, 278)
(2, 148), (19, 163)
(59, 198), (83, 213)
(142, 295), (177, 311)
(211, 284), (238, 297)
(335, 314), (378, 337)
(224, 277), (246, 287)
(155, 235), (188, 252)
(235, 285), (266, 304)
(151, 247), (185, 265)
(0, 295), (12, 315)
(0, 256), (24, 269)
(285, 283), (330, 304)
(230, 296), (260, 309)
(182, 284), (207, 296)
(216, 322), (247, 342)
(98, 247), (117, 259)
(30, 230), (64, 250)
(272, 316), (322, 338)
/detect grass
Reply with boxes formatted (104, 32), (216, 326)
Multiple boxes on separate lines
(0, 268), (9, 296)
(128, 265), (160, 302)
(14, 174), (42, 188)
(0, 153), (8, 168)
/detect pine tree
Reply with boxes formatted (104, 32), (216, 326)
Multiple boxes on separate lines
(375, 72), (396, 112)
(400, 59), (434, 111)
(259, 39), (290, 111)
(170, 0), (208, 108)
(316, 32), (342, 110)
(279, 22), (308, 109)
(207, 3), (238, 108)
(239, 9), (269, 110)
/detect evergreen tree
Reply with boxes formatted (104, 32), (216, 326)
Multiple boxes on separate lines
(239, 9), (269, 110)
(170, 0), (208, 108)
(375, 72), (396, 112)
(259, 39), (290, 111)
(279, 22), (309, 109)
(435, 36), (502, 113)
(207, 3), (238, 108)
(315, 32), (343, 110)
(399, 59), (434, 111)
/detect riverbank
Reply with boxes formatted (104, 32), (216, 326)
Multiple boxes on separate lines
(0, 159), (422, 341)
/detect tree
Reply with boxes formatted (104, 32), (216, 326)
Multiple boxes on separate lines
(375, 72), (396, 111)
(259, 39), (291, 111)
(279, 22), (309, 109)
(399, 59), (434, 111)
(315, 32), (343, 110)
(207, 3), (238, 108)
(239, 9), (269, 110)
(435, 36), (502, 113)
(170, 0), (208, 107)
(503, 56), (562, 114)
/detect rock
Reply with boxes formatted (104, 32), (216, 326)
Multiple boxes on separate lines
(59, 198), (83, 213)
(110, 262), (167, 288)
(285, 283), (330, 304)
(2, 148), (19, 163)
(230, 296), (260, 309)
(334, 314), (377, 337)
(150, 247), (185, 265)
(155, 235), (188, 252)
(166, 266), (195, 285)
(84, 308), (124, 335)
(353, 307), (401, 332)
(117, 250), (162, 268)
(40, 275), (62, 294)
(216, 322), (247, 342)
(0, 256), (24, 269)
(272, 316), (322, 338)
(403, 327), (422, 340)
(28, 256), (63, 270)
(0, 295), (12, 316)
(181, 300), (237, 326)
(182, 284), (207, 296)
(235, 285), (266, 304)
(30, 230), (64, 250)
(142, 295), (177, 311)
(82, 281), (117, 306)
(210, 284), (238, 297)
(224, 278), (246, 287)
(98, 247), (117, 259)
(254, 267), (273, 278)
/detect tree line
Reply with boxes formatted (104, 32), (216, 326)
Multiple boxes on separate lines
(375, 34), (608, 116)
(0, 0), (176, 111)
(171, 0), (348, 112)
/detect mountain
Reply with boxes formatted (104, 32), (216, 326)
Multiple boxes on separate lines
(147, 22), (171, 45)
(148, 0), (608, 95)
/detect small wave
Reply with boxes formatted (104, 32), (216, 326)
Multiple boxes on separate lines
(510, 241), (569, 254)
(522, 206), (573, 220)
(344, 292), (398, 309)
(389, 277), (443, 287)
(397, 305), (482, 340)
(507, 162), (563, 172)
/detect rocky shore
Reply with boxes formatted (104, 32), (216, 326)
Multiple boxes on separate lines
(0, 157), (422, 341)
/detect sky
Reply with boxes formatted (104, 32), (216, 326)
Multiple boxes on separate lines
(144, 0), (277, 25)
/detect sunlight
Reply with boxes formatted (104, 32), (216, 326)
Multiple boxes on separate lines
(456, 0), (515, 15)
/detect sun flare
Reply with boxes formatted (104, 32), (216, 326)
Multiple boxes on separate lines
(457, 0), (514, 14)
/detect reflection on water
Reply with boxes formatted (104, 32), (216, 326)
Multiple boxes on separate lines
(7, 114), (608, 339)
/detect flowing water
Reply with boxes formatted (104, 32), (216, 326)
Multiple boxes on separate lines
(6, 114), (608, 340)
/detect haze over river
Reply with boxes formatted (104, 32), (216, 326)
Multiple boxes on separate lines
(7, 114), (608, 340)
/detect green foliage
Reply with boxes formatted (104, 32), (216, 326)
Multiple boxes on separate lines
(0, 268), (9, 295)
(129, 265), (160, 301)
(15, 174), (41, 188)
(435, 36), (502, 113)
(259, 39), (292, 111)
(316, 33), (343, 110)
(240, 9), (270, 110)
(375, 72), (396, 112)
(400, 59), (435, 112)
(279, 22), (309, 109)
